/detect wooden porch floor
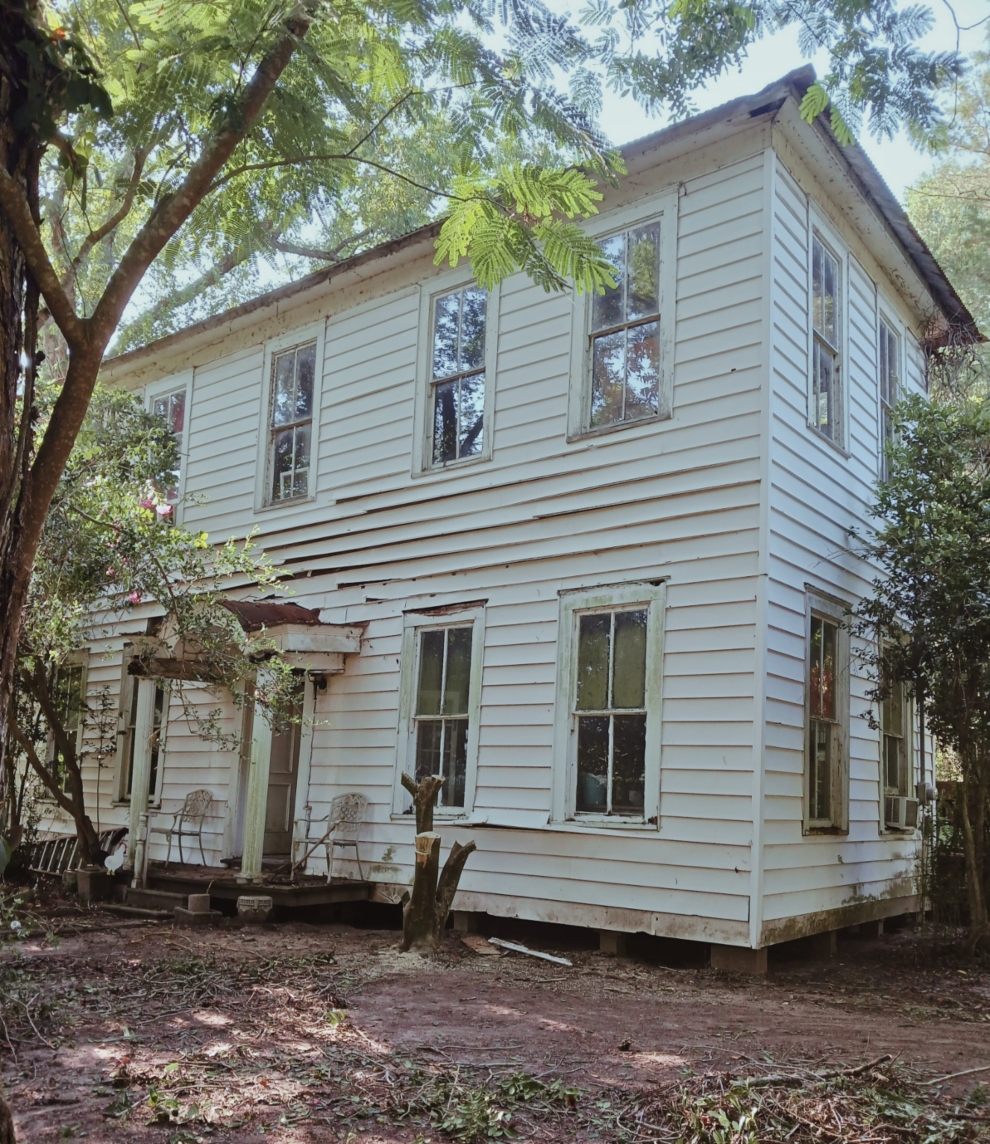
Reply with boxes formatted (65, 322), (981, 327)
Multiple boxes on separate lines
(145, 861), (373, 908)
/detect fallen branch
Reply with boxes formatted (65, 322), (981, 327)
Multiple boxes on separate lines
(487, 937), (573, 966)
(743, 1053), (893, 1089)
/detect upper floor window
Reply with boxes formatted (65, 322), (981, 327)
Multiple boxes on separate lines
(879, 318), (900, 480)
(811, 234), (842, 445)
(590, 223), (661, 429)
(151, 387), (186, 501)
(805, 596), (848, 832)
(269, 342), (316, 502)
(430, 287), (487, 466)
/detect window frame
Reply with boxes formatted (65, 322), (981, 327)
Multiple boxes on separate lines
(412, 273), (499, 477)
(254, 323), (325, 511)
(44, 650), (88, 798)
(807, 222), (847, 452)
(145, 371), (192, 520)
(392, 603), (486, 819)
(803, 590), (850, 834)
(551, 581), (665, 827)
(878, 314), (901, 481)
(567, 192), (677, 442)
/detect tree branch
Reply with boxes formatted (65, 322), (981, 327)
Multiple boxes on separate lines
(0, 166), (85, 345)
(7, 707), (76, 819)
(69, 149), (147, 281)
(273, 227), (370, 262)
(89, 11), (312, 346)
(209, 152), (451, 201)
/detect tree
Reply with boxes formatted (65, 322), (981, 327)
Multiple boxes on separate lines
(854, 393), (990, 954)
(0, 381), (297, 867)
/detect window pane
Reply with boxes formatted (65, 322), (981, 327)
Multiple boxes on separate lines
(441, 718), (468, 807)
(612, 610), (647, 709)
(814, 341), (836, 438)
(416, 629), (445, 715)
(432, 292), (461, 380)
(443, 627), (473, 716)
(809, 721), (832, 821)
(576, 716), (609, 811)
(627, 224), (660, 321)
(148, 683), (166, 800)
(432, 380), (458, 465)
(612, 713), (646, 813)
(884, 734), (901, 792)
(592, 233), (625, 331)
(459, 373), (485, 458)
(576, 613), (610, 711)
(882, 681), (904, 741)
(813, 238), (838, 346)
(460, 289), (487, 372)
(416, 719), (443, 783)
(820, 619), (837, 720)
(271, 424), (309, 500)
(591, 329), (625, 428)
(272, 350), (297, 427)
(295, 343), (316, 419)
(625, 321), (660, 420)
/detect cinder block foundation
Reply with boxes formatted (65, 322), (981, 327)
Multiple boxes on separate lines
(599, 930), (629, 957)
(452, 911), (479, 933)
(710, 944), (768, 975)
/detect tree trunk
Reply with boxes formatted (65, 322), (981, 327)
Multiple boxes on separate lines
(399, 773), (477, 953)
(959, 763), (990, 954)
(0, 1087), (15, 1144)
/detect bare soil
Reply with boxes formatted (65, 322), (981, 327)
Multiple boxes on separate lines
(2, 905), (990, 1143)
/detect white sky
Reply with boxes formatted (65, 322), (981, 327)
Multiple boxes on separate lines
(595, 0), (990, 201)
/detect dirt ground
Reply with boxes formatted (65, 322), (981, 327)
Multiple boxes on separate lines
(2, 905), (990, 1143)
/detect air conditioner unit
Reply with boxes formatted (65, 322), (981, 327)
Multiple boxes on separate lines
(884, 795), (919, 831)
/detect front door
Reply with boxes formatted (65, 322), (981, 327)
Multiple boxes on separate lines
(264, 698), (302, 855)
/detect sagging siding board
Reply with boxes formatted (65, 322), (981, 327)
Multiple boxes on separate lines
(761, 151), (926, 931)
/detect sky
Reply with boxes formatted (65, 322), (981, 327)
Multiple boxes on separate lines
(594, 0), (990, 201)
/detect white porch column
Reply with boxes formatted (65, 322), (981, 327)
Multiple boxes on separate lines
(238, 674), (274, 883)
(127, 678), (158, 885)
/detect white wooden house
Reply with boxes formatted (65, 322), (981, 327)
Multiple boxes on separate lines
(46, 67), (979, 969)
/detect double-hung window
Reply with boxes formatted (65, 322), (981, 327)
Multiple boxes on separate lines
(151, 386), (187, 502)
(878, 318), (900, 481)
(805, 595), (848, 832)
(47, 657), (87, 795)
(268, 341), (316, 502)
(117, 674), (167, 805)
(881, 677), (910, 799)
(811, 234), (842, 444)
(589, 223), (662, 429)
(429, 287), (487, 466)
(553, 583), (664, 825)
(396, 606), (485, 816)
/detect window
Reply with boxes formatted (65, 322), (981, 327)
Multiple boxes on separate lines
(811, 234), (842, 444)
(47, 660), (87, 795)
(805, 597), (848, 832)
(589, 223), (662, 429)
(552, 582), (664, 825)
(395, 606), (485, 817)
(430, 287), (487, 466)
(118, 675), (167, 804)
(882, 677), (911, 798)
(151, 386), (187, 501)
(878, 318), (899, 480)
(268, 341), (316, 501)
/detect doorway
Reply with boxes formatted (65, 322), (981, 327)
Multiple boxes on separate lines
(263, 693), (303, 856)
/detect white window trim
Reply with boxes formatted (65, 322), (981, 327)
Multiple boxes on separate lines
(807, 215), (848, 454)
(254, 322), (326, 512)
(566, 191), (677, 442)
(877, 308), (901, 482)
(878, 640), (915, 834)
(44, 649), (88, 800)
(803, 588), (850, 835)
(411, 271), (500, 477)
(113, 653), (167, 809)
(392, 604), (486, 819)
(551, 581), (665, 827)
(145, 370), (192, 524)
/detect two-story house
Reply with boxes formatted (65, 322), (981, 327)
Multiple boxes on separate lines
(49, 67), (979, 970)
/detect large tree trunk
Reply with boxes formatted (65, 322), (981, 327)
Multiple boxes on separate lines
(959, 761), (990, 955)
(399, 773), (477, 953)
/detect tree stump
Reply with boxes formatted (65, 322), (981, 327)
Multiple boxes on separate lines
(400, 773), (477, 953)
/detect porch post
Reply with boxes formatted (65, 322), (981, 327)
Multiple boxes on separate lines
(127, 679), (157, 883)
(238, 675), (274, 883)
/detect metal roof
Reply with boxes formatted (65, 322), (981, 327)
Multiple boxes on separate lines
(221, 599), (324, 631)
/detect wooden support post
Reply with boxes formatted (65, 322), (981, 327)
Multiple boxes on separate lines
(599, 930), (629, 957)
(239, 678), (275, 883)
(860, 918), (884, 939)
(710, 944), (768, 975)
(452, 911), (479, 933)
(808, 929), (838, 959)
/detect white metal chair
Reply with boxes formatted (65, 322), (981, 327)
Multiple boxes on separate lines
(148, 789), (214, 868)
(292, 793), (367, 882)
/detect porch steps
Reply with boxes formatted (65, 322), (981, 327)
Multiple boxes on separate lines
(126, 887), (187, 912)
(99, 904), (173, 921)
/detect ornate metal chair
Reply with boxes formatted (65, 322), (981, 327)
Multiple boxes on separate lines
(148, 788), (214, 868)
(292, 793), (367, 882)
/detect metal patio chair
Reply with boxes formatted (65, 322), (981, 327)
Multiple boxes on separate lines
(292, 792), (367, 882)
(148, 788), (214, 868)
